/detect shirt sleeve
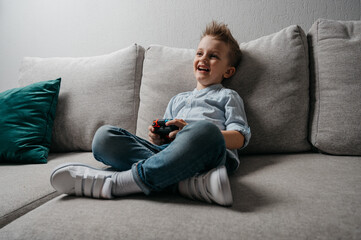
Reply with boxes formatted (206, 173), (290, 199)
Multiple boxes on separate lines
(224, 90), (251, 149)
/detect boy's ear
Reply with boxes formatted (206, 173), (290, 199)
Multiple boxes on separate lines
(223, 67), (236, 79)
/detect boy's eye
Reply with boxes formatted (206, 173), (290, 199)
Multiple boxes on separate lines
(210, 54), (219, 59)
(196, 52), (203, 56)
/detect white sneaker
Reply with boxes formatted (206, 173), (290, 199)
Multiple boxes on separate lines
(50, 163), (116, 199)
(178, 166), (233, 206)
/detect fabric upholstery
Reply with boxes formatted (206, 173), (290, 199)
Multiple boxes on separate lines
(308, 19), (361, 155)
(0, 153), (106, 220)
(19, 45), (145, 152)
(1, 153), (360, 239)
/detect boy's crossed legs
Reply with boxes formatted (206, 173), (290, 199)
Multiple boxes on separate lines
(50, 121), (233, 206)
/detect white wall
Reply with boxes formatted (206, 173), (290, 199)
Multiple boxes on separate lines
(0, 0), (360, 92)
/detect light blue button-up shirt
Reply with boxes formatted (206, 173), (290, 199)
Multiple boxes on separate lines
(163, 84), (251, 172)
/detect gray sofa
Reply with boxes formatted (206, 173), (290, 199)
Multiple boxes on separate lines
(1, 19), (360, 240)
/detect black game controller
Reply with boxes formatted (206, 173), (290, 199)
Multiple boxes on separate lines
(152, 119), (179, 142)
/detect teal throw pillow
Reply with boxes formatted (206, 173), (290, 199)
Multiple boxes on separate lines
(0, 78), (61, 164)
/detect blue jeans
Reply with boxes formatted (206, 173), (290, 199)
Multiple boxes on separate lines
(92, 121), (226, 195)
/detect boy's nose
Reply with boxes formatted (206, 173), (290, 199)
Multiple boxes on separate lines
(199, 56), (208, 63)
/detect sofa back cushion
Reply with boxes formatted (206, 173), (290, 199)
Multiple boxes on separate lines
(308, 19), (361, 155)
(224, 25), (311, 154)
(19, 44), (145, 152)
(136, 45), (196, 139)
(137, 25), (311, 154)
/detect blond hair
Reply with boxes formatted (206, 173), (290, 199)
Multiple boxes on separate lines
(201, 21), (242, 67)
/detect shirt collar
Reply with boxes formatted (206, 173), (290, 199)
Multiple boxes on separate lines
(193, 84), (223, 96)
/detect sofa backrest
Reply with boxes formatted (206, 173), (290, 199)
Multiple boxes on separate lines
(16, 19), (361, 156)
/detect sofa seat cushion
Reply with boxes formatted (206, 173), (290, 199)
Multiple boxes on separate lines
(1, 153), (360, 239)
(18, 44), (145, 152)
(137, 25), (311, 154)
(308, 19), (361, 155)
(0, 152), (106, 226)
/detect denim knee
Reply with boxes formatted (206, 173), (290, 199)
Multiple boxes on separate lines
(92, 125), (118, 165)
(187, 120), (225, 146)
(181, 120), (226, 167)
(92, 125), (113, 154)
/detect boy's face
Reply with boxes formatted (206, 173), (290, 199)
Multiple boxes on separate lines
(194, 35), (235, 90)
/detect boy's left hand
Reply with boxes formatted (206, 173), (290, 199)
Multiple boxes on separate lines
(165, 119), (188, 139)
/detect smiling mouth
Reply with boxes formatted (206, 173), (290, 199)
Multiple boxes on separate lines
(197, 66), (210, 72)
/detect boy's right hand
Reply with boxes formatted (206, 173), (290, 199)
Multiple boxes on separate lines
(148, 125), (164, 146)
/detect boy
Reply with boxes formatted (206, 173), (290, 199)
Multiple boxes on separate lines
(50, 21), (251, 207)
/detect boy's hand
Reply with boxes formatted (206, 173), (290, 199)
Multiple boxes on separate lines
(165, 119), (188, 139)
(148, 125), (164, 145)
